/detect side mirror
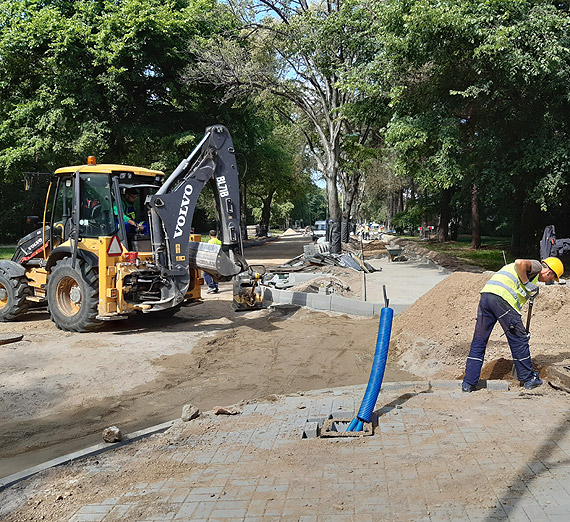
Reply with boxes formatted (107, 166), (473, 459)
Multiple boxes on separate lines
(26, 216), (40, 227)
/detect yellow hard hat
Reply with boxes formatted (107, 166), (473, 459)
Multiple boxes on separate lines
(542, 257), (564, 281)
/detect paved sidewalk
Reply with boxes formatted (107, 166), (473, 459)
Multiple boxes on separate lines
(3, 381), (570, 521)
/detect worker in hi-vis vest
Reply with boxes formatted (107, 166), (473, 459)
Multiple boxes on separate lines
(462, 257), (563, 392)
(203, 230), (222, 294)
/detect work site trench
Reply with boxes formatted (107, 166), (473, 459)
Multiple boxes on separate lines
(1, 232), (569, 486)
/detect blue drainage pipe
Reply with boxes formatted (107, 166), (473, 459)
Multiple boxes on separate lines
(346, 286), (393, 432)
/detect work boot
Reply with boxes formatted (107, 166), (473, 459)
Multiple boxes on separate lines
(206, 288), (216, 294)
(523, 372), (543, 390)
(461, 382), (476, 393)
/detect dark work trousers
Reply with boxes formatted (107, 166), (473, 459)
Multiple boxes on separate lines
(463, 292), (534, 386)
(203, 271), (218, 290)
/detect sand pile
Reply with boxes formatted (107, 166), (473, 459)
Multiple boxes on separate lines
(391, 272), (570, 380)
(282, 228), (298, 236)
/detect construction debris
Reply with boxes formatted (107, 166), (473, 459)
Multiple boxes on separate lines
(102, 426), (122, 443)
(269, 242), (380, 273)
(181, 404), (200, 422)
(0, 334), (23, 346)
(214, 406), (242, 415)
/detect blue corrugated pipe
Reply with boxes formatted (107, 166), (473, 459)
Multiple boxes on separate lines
(346, 288), (393, 432)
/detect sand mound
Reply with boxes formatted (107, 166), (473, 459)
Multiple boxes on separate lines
(282, 228), (298, 236)
(391, 272), (570, 380)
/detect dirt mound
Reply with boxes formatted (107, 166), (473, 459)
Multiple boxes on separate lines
(391, 272), (570, 380)
(282, 228), (298, 236)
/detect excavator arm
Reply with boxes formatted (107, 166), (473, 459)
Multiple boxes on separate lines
(146, 125), (248, 307)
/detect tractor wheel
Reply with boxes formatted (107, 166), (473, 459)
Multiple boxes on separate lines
(47, 258), (102, 332)
(0, 272), (31, 321)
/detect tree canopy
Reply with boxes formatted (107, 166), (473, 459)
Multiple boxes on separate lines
(2, 0), (570, 253)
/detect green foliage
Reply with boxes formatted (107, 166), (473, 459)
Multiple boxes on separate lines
(0, 0), (237, 180)
(341, 0), (570, 245)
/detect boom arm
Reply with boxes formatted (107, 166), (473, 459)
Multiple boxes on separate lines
(146, 125), (247, 307)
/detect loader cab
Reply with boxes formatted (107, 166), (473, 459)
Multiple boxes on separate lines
(49, 162), (164, 255)
(116, 182), (161, 251)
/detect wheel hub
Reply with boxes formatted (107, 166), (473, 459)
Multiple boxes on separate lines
(56, 276), (82, 317)
(70, 285), (81, 305)
(0, 284), (7, 308)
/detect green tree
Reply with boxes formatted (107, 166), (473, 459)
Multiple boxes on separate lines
(347, 0), (570, 251)
(0, 0), (237, 179)
(188, 0), (380, 252)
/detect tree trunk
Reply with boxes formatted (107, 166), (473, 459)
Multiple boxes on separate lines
(511, 194), (540, 257)
(341, 172), (361, 243)
(421, 189), (428, 239)
(260, 189), (276, 236)
(471, 184), (481, 249)
(437, 188), (451, 242)
(326, 175), (342, 254)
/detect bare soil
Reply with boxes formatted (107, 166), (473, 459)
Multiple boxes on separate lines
(2, 234), (570, 520)
(2, 232), (568, 489)
(390, 271), (570, 381)
(0, 235), (410, 477)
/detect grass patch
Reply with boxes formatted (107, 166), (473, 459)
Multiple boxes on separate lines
(0, 247), (15, 260)
(405, 235), (512, 271)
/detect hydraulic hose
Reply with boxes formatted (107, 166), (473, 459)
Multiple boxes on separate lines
(347, 287), (393, 432)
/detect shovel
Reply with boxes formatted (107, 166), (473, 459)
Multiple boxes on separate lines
(510, 295), (536, 378)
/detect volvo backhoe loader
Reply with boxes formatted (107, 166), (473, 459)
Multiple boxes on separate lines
(0, 125), (263, 332)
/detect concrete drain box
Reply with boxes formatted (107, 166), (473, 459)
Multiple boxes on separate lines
(320, 418), (373, 438)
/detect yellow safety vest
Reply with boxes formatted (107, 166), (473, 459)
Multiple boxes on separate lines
(481, 263), (538, 314)
(208, 237), (222, 245)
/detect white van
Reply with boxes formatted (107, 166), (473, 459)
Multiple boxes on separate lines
(313, 220), (327, 238)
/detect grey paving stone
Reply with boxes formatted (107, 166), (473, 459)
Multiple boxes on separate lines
(17, 383), (570, 522)
(486, 380), (510, 391)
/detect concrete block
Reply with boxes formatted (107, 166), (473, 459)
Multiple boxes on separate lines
(330, 294), (375, 317)
(307, 416), (328, 427)
(303, 422), (319, 439)
(429, 380), (462, 389)
(331, 410), (355, 420)
(308, 293), (331, 311)
(274, 288), (293, 305)
(291, 291), (309, 306)
(486, 380), (510, 391)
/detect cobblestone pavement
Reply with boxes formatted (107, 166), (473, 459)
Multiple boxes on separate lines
(4, 381), (570, 521)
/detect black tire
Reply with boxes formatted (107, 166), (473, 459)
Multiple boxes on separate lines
(47, 258), (102, 332)
(0, 272), (31, 321)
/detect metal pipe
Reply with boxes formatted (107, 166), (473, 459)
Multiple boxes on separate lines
(158, 131), (211, 195)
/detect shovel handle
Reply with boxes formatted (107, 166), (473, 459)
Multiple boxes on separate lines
(525, 297), (534, 333)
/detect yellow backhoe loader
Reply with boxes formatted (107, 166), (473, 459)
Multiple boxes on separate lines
(0, 125), (263, 332)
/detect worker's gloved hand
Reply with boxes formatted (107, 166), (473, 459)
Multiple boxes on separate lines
(524, 281), (539, 297)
